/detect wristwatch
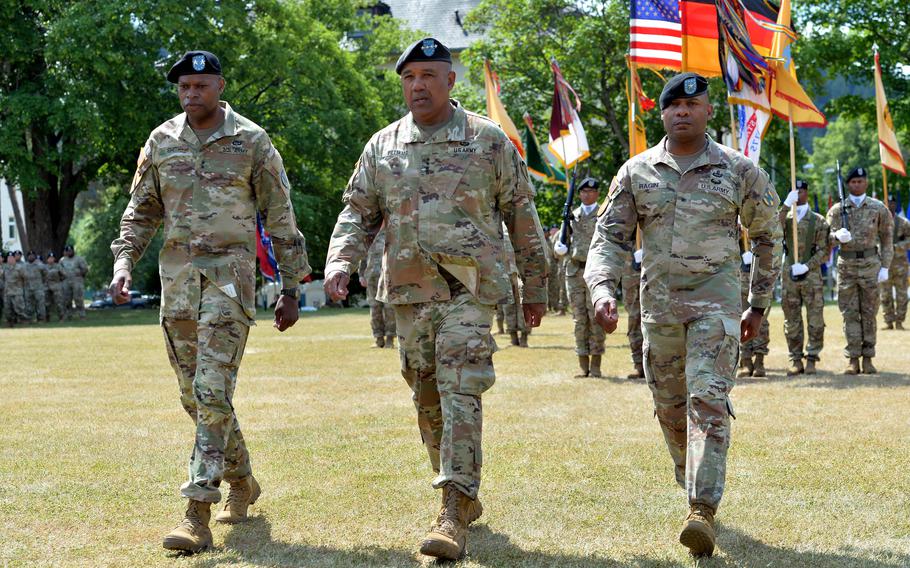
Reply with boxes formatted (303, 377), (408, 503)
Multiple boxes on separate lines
(279, 288), (299, 299)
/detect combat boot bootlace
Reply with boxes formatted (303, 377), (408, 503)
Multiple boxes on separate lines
(215, 475), (261, 524)
(679, 503), (716, 557)
(419, 485), (468, 560)
(163, 500), (213, 554)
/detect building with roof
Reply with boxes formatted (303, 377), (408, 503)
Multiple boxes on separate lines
(0, 180), (24, 252)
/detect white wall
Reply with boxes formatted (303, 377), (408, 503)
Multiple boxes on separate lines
(0, 179), (24, 252)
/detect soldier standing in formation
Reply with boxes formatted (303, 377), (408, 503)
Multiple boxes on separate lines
(586, 73), (782, 557)
(3, 251), (27, 326)
(737, 229), (771, 378)
(60, 244), (89, 319)
(554, 177), (606, 378)
(779, 180), (829, 375)
(110, 50), (310, 554)
(622, 246), (644, 379)
(23, 251), (48, 323)
(501, 224), (529, 347)
(827, 167), (893, 374)
(358, 228), (396, 348)
(45, 252), (68, 322)
(324, 38), (548, 561)
(881, 196), (910, 330)
(546, 226), (567, 315)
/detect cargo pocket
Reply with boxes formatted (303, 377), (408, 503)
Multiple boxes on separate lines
(457, 334), (497, 395)
(713, 318), (740, 378)
(198, 322), (247, 366)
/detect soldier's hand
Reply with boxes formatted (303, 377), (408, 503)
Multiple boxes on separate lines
(877, 267), (889, 283)
(522, 303), (546, 328)
(594, 298), (619, 333)
(359, 276), (367, 288)
(834, 228), (852, 243)
(740, 308), (763, 342)
(274, 294), (299, 332)
(109, 269), (132, 305)
(554, 242), (568, 257)
(324, 270), (350, 302)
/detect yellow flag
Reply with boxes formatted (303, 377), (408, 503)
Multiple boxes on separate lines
(768, 0), (826, 127)
(627, 61), (651, 158)
(875, 50), (907, 176)
(483, 60), (525, 157)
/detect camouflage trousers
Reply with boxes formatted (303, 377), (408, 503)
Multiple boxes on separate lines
(368, 298), (396, 338)
(162, 278), (252, 503)
(642, 316), (738, 510)
(548, 263), (566, 312)
(502, 302), (526, 333)
(394, 286), (497, 500)
(621, 264), (643, 365)
(781, 270), (825, 362)
(880, 259), (908, 324)
(3, 292), (26, 324)
(65, 279), (86, 317)
(47, 285), (67, 321)
(739, 269), (769, 357)
(836, 259), (880, 358)
(25, 286), (47, 321)
(566, 261), (605, 356)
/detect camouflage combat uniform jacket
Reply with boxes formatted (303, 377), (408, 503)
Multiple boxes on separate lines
(325, 101), (548, 306)
(585, 135), (782, 323)
(112, 102), (310, 323)
(827, 197), (893, 267)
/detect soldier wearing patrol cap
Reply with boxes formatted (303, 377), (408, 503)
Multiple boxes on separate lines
(778, 179), (829, 375)
(554, 176), (606, 378)
(586, 71), (782, 557)
(45, 252), (68, 322)
(324, 37), (548, 561)
(111, 49), (311, 554)
(827, 166), (893, 374)
(881, 196), (910, 330)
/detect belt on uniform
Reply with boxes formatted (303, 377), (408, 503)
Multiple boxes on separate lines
(839, 249), (878, 259)
(573, 260), (586, 269)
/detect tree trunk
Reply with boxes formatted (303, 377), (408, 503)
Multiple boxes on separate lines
(21, 172), (77, 257)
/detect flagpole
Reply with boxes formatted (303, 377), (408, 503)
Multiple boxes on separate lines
(788, 105), (799, 261)
(729, 103), (739, 151)
(883, 168), (889, 205)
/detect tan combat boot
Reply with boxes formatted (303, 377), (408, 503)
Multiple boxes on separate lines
(861, 356), (877, 375)
(843, 357), (860, 375)
(575, 355), (590, 378)
(737, 356), (753, 378)
(589, 355), (603, 378)
(214, 475), (261, 524)
(373, 336), (385, 348)
(385, 335), (395, 349)
(679, 503), (716, 557)
(496, 320), (504, 335)
(509, 331), (520, 346)
(787, 359), (804, 376)
(419, 485), (472, 560)
(883, 321), (894, 330)
(752, 354), (766, 377)
(627, 363), (645, 379)
(163, 500), (213, 554)
(804, 359), (817, 375)
(518, 331), (529, 348)
(896, 322), (905, 330)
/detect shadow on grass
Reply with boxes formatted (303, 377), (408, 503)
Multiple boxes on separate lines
(191, 515), (416, 567)
(709, 523), (910, 568)
(796, 371), (910, 390)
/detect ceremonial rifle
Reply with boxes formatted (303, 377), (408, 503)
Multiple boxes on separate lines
(558, 166), (580, 247)
(835, 159), (850, 232)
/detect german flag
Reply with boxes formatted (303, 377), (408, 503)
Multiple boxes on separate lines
(680, 0), (778, 76)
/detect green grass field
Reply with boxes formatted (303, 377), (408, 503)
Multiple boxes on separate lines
(1, 305), (908, 567)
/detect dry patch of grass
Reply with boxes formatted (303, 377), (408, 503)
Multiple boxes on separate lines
(0, 306), (908, 567)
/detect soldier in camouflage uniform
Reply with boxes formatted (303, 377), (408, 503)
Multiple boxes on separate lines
(546, 227), (567, 315)
(110, 51), (310, 554)
(501, 224), (529, 347)
(358, 228), (396, 348)
(621, 248), (644, 378)
(23, 251), (48, 323)
(323, 38), (547, 561)
(881, 197), (910, 330)
(60, 245), (89, 319)
(586, 73), (782, 557)
(3, 251), (27, 326)
(554, 177), (606, 378)
(778, 180), (829, 375)
(737, 229), (770, 377)
(827, 167), (893, 375)
(45, 252), (68, 322)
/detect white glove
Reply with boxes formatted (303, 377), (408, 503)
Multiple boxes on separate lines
(554, 242), (568, 257)
(741, 251), (753, 265)
(834, 228), (852, 243)
(878, 267), (889, 283)
(633, 249), (643, 263)
(783, 189), (799, 208)
(791, 263), (809, 277)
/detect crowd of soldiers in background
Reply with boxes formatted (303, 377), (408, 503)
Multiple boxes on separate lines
(0, 245), (89, 327)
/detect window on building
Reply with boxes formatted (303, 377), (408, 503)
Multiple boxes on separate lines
(8, 216), (15, 239)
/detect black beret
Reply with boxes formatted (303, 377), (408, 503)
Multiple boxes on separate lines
(12, 250), (22, 256)
(578, 177), (599, 191)
(46, 251), (56, 258)
(395, 38), (452, 75)
(660, 72), (709, 110)
(795, 179), (809, 190)
(846, 167), (868, 182)
(167, 51), (222, 84)
(63, 244), (74, 252)
(26, 251), (35, 256)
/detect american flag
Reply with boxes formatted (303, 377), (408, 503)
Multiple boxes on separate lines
(630, 0), (682, 69)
